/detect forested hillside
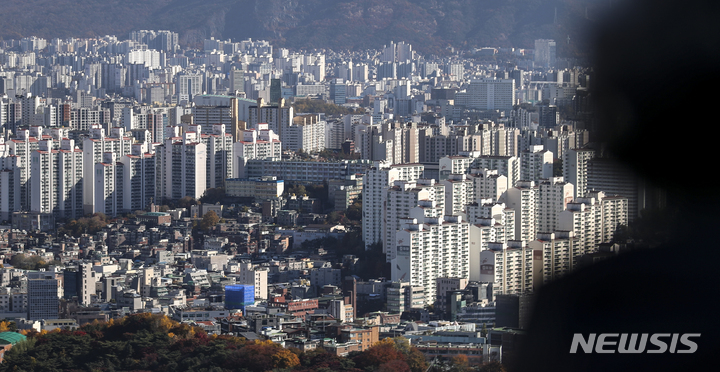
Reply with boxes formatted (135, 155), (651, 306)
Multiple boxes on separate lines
(0, 0), (602, 56)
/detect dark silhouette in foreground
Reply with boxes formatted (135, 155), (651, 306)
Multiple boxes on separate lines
(517, 1), (720, 371)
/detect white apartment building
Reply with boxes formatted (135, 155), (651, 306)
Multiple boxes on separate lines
(0, 154), (20, 221)
(492, 125), (521, 157)
(479, 241), (543, 296)
(520, 145), (553, 182)
(392, 214), (469, 305)
(94, 152), (124, 217)
(177, 73), (202, 102)
(284, 114), (325, 153)
(528, 231), (576, 284)
(595, 193), (629, 243)
(121, 145), (156, 213)
(558, 191), (629, 260)
(199, 124), (233, 189)
(439, 156), (473, 180)
(472, 156), (519, 190)
(468, 202), (516, 281)
(469, 168), (507, 203)
(8, 127), (46, 210)
(296, 83), (327, 97)
(233, 125), (281, 168)
(70, 107), (109, 131)
(442, 174), (473, 216)
(384, 179), (445, 262)
(83, 125), (132, 215)
(155, 128), (207, 201)
(362, 162), (424, 250)
(506, 180), (539, 242)
(564, 148), (594, 198)
(537, 177), (574, 234)
(30, 139), (83, 219)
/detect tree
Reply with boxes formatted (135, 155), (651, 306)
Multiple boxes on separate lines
(271, 348), (300, 369)
(449, 355), (470, 372)
(392, 337), (428, 372)
(9, 254), (57, 270)
(297, 348), (357, 372)
(198, 211), (220, 231)
(286, 184), (307, 197)
(178, 196), (198, 209)
(0, 320), (11, 332)
(58, 213), (109, 237)
(353, 338), (405, 370)
(328, 211), (342, 224)
(378, 359), (411, 372)
(296, 149), (312, 159)
(346, 202), (362, 222)
(292, 98), (359, 116)
(200, 188), (225, 204)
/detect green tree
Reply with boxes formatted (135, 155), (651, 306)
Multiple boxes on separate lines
(286, 184), (307, 197)
(200, 188), (225, 204)
(178, 196), (198, 209)
(346, 202), (362, 221)
(328, 211), (341, 224)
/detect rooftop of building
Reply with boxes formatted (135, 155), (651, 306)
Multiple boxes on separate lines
(0, 332), (26, 345)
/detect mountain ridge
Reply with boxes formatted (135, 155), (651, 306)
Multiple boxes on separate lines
(0, 0), (602, 56)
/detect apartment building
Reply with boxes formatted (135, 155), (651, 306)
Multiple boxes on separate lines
(392, 214), (469, 305)
(479, 241), (543, 295)
(30, 139), (83, 219)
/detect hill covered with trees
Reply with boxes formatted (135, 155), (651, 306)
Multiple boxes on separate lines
(0, 313), (505, 371)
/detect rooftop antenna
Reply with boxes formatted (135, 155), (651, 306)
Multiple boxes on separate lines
(554, 7), (558, 24)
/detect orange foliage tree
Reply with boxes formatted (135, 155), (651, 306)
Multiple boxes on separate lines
(352, 338), (406, 370)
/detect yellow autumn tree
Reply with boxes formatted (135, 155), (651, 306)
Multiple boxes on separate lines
(271, 348), (300, 369)
(157, 315), (175, 333)
(0, 321), (11, 332)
